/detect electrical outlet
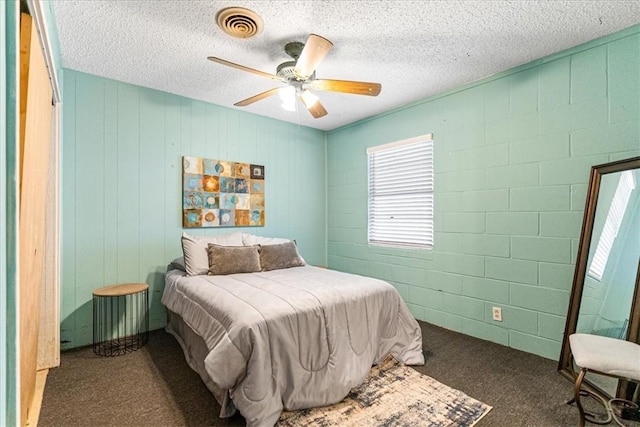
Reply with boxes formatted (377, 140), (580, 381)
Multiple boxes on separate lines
(492, 306), (503, 322)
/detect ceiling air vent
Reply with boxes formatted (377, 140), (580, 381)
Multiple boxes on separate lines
(216, 7), (263, 39)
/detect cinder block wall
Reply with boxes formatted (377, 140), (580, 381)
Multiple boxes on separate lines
(326, 27), (639, 360)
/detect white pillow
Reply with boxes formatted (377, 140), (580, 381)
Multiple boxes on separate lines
(242, 233), (291, 246)
(242, 233), (306, 264)
(181, 232), (244, 276)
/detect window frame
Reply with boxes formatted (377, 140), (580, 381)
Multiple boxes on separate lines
(366, 134), (434, 250)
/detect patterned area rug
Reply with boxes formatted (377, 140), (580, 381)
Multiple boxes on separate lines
(277, 355), (492, 427)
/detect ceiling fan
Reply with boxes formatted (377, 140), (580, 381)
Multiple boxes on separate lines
(207, 34), (381, 119)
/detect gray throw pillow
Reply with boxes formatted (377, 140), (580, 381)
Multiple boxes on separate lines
(259, 241), (305, 271)
(207, 244), (261, 275)
(182, 232), (244, 276)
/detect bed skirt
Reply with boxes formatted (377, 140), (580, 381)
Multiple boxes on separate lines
(165, 310), (237, 418)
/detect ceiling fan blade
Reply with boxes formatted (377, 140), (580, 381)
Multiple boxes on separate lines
(310, 79), (381, 96)
(207, 56), (283, 82)
(234, 87), (282, 107)
(298, 95), (328, 119)
(294, 34), (333, 80)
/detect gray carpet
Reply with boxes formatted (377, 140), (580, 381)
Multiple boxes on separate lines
(40, 321), (585, 426)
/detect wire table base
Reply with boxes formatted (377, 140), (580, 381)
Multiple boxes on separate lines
(92, 283), (149, 357)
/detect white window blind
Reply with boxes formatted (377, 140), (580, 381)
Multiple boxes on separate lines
(588, 170), (636, 281)
(367, 134), (433, 249)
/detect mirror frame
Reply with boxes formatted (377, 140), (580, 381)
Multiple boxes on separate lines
(558, 156), (640, 399)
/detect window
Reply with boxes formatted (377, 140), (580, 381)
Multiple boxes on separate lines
(588, 170), (636, 281)
(367, 134), (433, 249)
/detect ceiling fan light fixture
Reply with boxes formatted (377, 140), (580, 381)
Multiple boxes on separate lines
(281, 100), (296, 112)
(279, 86), (296, 112)
(279, 85), (295, 102)
(300, 90), (319, 107)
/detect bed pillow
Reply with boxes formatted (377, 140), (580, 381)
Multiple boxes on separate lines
(168, 256), (186, 272)
(243, 233), (307, 264)
(242, 233), (291, 246)
(259, 241), (306, 271)
(207, 244), (261, 275)
(181, 232), (244, 276)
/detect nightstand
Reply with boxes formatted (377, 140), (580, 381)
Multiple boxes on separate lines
(92, 283), (149, 356)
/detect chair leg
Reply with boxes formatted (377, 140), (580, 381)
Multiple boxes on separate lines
(571, 367), (614, 426)
(574, 368), (588, 427)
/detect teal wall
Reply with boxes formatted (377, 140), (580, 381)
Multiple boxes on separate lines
(326, 27), (640, 360)
(60, 25), (639, 359)
(1, 1), (19, 425)
(61, 70), (326, 349)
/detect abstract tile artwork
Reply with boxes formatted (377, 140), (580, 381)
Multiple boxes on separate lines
(182, 156), (265, 228)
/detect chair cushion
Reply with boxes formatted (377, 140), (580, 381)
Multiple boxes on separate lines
(570, 333), (640, 381)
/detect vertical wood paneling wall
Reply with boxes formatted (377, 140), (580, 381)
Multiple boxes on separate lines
(326, 27), (640, 361)
(61, 70), (326, 349)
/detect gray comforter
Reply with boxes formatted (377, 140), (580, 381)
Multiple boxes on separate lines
(162, 265), (424, 427)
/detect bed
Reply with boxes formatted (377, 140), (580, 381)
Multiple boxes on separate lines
(162, 232), (425, 427)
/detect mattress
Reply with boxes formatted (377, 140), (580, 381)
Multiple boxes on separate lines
(162, 265), (424, 426)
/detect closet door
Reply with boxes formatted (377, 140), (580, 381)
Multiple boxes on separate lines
(38, 104), (60, 370)
(19, 12), (52, 425)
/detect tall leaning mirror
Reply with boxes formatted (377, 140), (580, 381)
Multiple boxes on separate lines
(558, 156), (640, 400)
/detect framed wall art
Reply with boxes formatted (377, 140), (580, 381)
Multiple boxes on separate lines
(182, 155), (265, 228)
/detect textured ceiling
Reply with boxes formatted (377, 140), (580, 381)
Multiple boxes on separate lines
(51, 1), (640, 131)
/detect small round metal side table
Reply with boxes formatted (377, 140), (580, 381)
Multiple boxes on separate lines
(92, 283), (149, 356)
